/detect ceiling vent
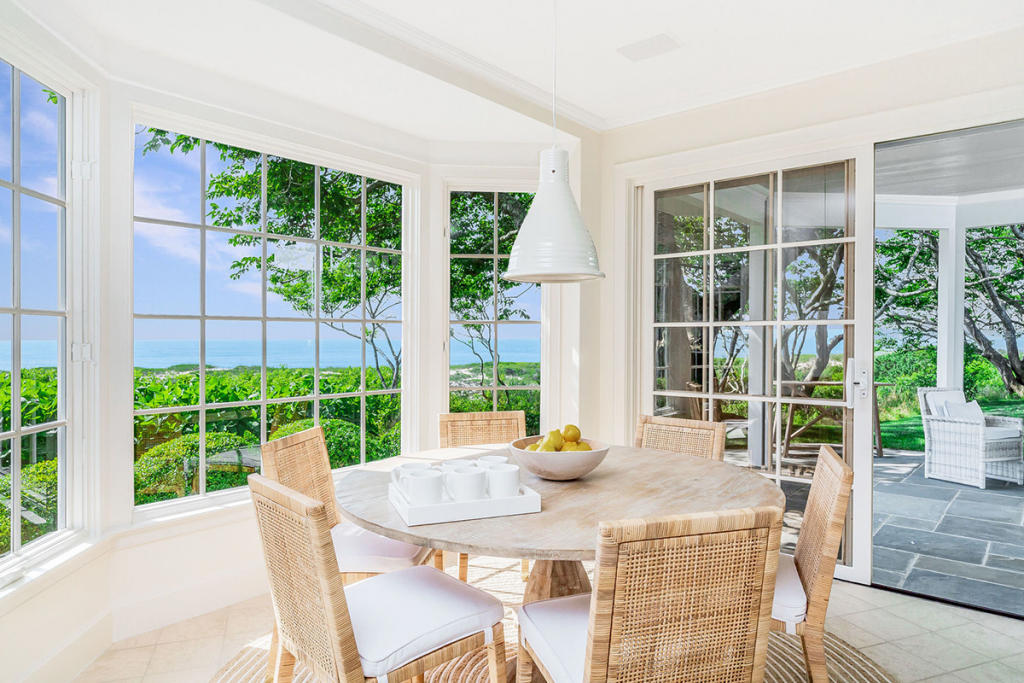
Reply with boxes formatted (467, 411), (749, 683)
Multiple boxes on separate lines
(615, 33), (682, 62)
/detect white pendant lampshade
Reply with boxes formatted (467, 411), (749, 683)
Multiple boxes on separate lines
(503, 148), (604, 283)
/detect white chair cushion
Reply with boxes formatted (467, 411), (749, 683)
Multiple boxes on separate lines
(945, 400), (984, 422)
(986, 426), (1022, 441)
(345, 565), (504, 677)
(771, 554), (808, 625)
(925, 390), (963, 417)
(517, 594), (590, 683)
(331, 524), (432, 574)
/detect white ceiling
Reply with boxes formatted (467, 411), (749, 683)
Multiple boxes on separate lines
(321, 0), (1024, 130)
(877, 121), (1024, 196)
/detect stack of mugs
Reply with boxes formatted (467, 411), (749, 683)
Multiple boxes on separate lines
(392, 456), (521, 506)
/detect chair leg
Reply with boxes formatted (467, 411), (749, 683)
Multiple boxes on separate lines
(265, 622), (280, 683)
(433, 549), (445, 571)
(487, 622), (506, 683)
(521, 558), (529, 582)
(516, 636), (534, 683)
(273, 639), (296, 683)
(411, 675), (425, 683)
(801, 630), (829, 683)
(459, 553), (469, 582)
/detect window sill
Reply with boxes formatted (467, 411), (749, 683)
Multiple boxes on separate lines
(0, 529), (105, 617)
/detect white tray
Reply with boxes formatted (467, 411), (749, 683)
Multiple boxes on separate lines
(388, 482), (541, 526)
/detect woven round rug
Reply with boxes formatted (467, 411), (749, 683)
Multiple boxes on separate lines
(211, 558), (895, 683)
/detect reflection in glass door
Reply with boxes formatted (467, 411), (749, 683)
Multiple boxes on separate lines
(648, 161), (855, 555)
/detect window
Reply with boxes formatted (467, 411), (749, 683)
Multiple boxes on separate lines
(651, 163), (854, 552)
(448, 191), (540, 435)
(0, 60), (68, 557)
(133, 126), (403, 506)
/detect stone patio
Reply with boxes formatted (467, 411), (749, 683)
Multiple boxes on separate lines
(873, 451), (1024, 618)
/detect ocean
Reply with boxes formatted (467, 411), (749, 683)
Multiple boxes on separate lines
(4, 339), (541, 370)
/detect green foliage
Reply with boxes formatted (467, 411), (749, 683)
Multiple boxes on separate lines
(270, 418), (361, 468)
(0, 458), (59, 550)
(133, 432), (257, 505)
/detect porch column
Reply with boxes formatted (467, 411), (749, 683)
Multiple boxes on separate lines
(936, 223), (965, 389)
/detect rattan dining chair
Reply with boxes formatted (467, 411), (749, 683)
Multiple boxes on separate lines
(517, 506), (784, 683)
(249, 474), (507, 683)
(770, 445), (854, 683)
(634, 414), (727, 461)
(438, 410), (528, 582)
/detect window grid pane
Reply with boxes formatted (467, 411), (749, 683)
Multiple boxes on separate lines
(448, 191), (540, 435)
(1, 59), (67, 557)
(132, 125), (404, 505)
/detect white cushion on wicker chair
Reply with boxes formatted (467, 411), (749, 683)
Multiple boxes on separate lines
(517, 594), (591, 683)
(771, 553), (807, 625)
(925, 392), (952, 417)
(331, 524), (433, 573)
(986, 426), (1022, 441)
(344, 565), (503, 677)
(945, 400), (984, 422)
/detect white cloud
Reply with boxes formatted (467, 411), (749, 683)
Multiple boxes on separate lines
(133, 221), (200, 264)
(133, 176), (191, 223)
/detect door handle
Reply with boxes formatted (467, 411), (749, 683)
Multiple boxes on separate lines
(845, 358), (869, 409)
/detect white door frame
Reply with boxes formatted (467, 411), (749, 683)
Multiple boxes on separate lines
(631, 144), (875, 584)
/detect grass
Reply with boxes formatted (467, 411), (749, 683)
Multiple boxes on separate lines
(880, 399), (1024, 451)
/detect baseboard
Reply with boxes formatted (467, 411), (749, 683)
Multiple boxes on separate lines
(16, 610), (112, 683)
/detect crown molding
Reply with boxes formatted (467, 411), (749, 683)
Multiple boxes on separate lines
(313, 0), (607, 132)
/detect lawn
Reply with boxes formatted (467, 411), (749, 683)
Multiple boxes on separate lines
(880, 399), (1024, 452)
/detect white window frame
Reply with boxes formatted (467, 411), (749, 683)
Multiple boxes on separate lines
(442, 179), (548, 430)
(129, 107), (420, 516)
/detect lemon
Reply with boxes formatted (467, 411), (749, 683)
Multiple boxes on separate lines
(526, 443), (539, 452)
(544, 429), (564, 451)
(537, 442), (557, 452)
(575, 441), (592, 451)
(561, 441), (578, 451)
(561, 424), (581, 442)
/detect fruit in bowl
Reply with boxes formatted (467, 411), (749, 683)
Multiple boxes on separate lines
(511, 425), (609, 481)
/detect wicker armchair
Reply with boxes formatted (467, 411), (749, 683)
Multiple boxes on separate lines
(517, 506), (783, 683)
(249, 475), (506, 683)
(634, 414), (727, 461)
(918, 387), (1024, 489)
(438, 411), (528, 582)
(770, 446), (853, 683)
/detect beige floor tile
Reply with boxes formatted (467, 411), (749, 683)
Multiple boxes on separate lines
(146, 636), (223, 676)
(934, 622), (1024, 660)
(109, 629), (161, 651)
(229, 593), (272, 612)
(825, 590), (880, 617)
(998, 651), (1024, 673)
(219, 628), (269, 666)
(844, 608), (928, 642)
(978, 612), (1024, 640)
(834, 580), (910, 608)
(861, 642), (945, 682)
(141, 664), (221, 683)
(948, 661), (1024, 683)
(157, 607), (228, 644)
(824, 615), (885, 648)
(883, 600), (973, 632)
(225, 605), (275, 635)
(917, 675), (966, 683)
(891, 633), (990, 673)
(72, 646), (154, 683)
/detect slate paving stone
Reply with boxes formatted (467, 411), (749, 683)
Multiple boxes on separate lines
(985, 554), (1024, 574)
(873, 546), (916, 572)
(873, 525), (988, 564)
(873, 513), (889, 534)
(874, 490), (950, 521)
(914, 555), (1024, 590)
(875, 481), (958, 501)
(885, 516), (938, 532)
(956, 489), (1024, 509)
(902, 569), (1024, 617)
(990, 542), (1024, 560)
(946, 499), (1024, 524)
(870, 568), (905, 588)
(936, 515), (1024, 546)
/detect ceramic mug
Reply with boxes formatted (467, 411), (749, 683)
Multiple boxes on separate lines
(391, 461), (435, 485)
(443, 466), (487, 502)
(400, 470), (443, 506)
(486, 463), (520, 499)
(476, 455), (509, 468)
(436, 460), (482, 473)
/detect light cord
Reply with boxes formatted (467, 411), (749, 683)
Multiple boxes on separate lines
(552, 0), (557, 149)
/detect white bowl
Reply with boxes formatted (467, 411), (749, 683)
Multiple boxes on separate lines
(509, 436), (609, 481)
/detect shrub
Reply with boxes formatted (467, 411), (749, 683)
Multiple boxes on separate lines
(270, 418), (361, 468)
(0, 458), (59, 548)
(134, 432), (257, 505)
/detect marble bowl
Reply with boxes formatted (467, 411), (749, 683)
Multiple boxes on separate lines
(509, 436), (609, 481)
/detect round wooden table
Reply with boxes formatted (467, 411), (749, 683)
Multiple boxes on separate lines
(337, 443), (786, 605)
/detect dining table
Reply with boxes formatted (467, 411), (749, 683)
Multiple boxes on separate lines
(336, 442), (786, 681)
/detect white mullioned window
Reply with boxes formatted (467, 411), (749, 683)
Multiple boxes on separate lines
(0, 59), (69, 558)
(132, 125), (403, 506)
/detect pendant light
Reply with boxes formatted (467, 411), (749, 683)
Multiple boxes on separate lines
(503, 0), (604, 283)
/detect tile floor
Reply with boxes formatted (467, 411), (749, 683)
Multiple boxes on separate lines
(70, 567), (1024, 683)
(874, 452), (1024, 618)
